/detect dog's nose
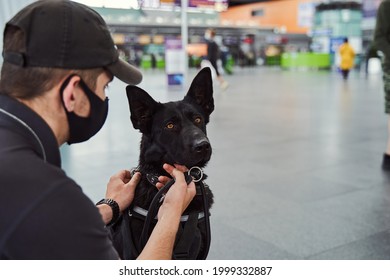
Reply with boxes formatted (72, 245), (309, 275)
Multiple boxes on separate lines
(192, 140), (211, 154)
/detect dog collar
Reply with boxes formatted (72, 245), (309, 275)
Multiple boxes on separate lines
(130, 166), (162, 186)
(131, 166), (207, 195)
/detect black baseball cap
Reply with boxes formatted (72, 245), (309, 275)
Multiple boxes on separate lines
(2, 0), (142, 85)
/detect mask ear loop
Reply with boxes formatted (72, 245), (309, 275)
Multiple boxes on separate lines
(76, 76), (110, 103)
(59, 74), (78, 95)
(59, 74), (79, 109)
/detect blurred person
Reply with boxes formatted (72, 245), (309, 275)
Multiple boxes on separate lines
(0, 0), (195, 259)
(338, 38), (355, 80)
(204, 28), (229, 90)
(364, 42), (380, 77)
(374, 0), (390, 170)
(220, 44), (233, 74)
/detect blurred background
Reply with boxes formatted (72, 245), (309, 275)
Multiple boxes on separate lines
(2, 0), (390, 260)
(0, 0), (383, 77)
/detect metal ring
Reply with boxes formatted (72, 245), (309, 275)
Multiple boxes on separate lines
(188, 166), (203, 182)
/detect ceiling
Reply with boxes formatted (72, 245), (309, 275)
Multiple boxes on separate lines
(228, 0), (281, 7)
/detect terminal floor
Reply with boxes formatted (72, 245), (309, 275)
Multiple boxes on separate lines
(61, 67), (390, 260)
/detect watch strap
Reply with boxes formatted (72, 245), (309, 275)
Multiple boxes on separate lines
(96, 198), (120, 227)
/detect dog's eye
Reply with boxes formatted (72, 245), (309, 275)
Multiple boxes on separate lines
(194, 117), (202, 124)
(166, 122), (174, 129)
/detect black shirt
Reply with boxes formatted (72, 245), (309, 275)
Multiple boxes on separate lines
(207, 40), (220, 64)
(0, 95), (118, 259)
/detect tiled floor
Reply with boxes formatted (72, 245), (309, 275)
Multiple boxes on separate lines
(61, 66), (390, 259)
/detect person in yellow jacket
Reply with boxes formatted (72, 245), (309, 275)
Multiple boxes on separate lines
(339, 38), (356, 80)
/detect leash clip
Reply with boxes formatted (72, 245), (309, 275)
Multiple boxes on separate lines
(188, 166), (203, 183)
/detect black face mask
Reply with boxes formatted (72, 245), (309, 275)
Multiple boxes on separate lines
(60, 75), (109, 144)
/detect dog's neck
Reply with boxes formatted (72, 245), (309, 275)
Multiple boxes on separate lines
(138, 161), (165, 174)
(133, 162), (166, 186)
(132, 135), (212, 210)
(132, 160), (212, 213)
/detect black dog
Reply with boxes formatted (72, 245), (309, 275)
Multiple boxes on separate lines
(111, 67), (214, 259)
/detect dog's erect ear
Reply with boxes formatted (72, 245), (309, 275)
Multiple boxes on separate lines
(126, 85), (159, 134)
(184, 67), (214, 120)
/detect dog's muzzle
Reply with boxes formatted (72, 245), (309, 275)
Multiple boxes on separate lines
(192, 139), (211, 155)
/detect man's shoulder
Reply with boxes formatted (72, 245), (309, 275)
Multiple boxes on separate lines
(0, 150), (86, 239)
(0, 160), (84, 227)
(0, 167), (111, 259)
(1, 186), (117, 259)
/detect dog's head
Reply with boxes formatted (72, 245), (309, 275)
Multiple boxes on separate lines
(126, 67), (214, 168)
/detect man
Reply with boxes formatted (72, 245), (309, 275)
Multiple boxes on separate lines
(204, 28), (229, 90)
(338, 38), (355, 80)
(374, 0), (390, 170)
(0, 0), (195, 259)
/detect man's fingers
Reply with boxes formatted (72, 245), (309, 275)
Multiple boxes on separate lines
(156, 176), (171, 189)
(173, 164), (188, 172)
(123, 169), (132, 179)
(163, 164), (186, 184)
(126, 172), (141, 189)
(162, 163), (175, 175)
(187, 181), (196, 197)
(113, 169), (131, 181)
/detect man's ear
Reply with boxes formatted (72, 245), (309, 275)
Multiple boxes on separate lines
(126, 85), (159, 134)
(183, 67), (214, 122)
(60, 75), (81, 113)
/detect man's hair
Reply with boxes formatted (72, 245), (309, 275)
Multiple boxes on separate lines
(208, 28), (216, 38)
(0, 26), (103, 100)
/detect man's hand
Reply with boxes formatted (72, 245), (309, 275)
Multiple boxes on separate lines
(97, 170), (141, 225)
(105, 170), (141, 211)
(156, 164), (189, 189)
(157, 164), (196, 220)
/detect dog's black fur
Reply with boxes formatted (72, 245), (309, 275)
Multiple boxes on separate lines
(111, 67), (214, 259)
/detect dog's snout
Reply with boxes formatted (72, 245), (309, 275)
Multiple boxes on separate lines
(193, 140), (211, 154)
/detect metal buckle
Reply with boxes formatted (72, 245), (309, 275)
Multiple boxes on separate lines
(130, 167), (139, 177)
(188, 166), (203, 182)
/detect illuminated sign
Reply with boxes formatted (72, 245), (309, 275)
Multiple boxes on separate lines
(160, 0), (228, 11)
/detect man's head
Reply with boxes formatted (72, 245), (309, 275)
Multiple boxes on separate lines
(0, 0), (143, 145)
(204, 28), (216, 41)
(0, 0), (142, 98)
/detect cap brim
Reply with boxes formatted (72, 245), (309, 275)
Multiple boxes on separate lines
(106, 58), (143, 85)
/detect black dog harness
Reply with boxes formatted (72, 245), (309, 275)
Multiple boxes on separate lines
(115, 167), (211, 260)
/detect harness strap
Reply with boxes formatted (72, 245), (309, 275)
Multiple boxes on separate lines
(173, 211), (201, 260)
(120, 211), (142, 259)
(138, 175), (188, 250)
(197, 180), (211, 260)
(132, 205), (205, 222)
(138, 169), (211, 260)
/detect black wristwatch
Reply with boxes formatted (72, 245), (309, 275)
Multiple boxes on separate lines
(96, 198), (120, 227)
